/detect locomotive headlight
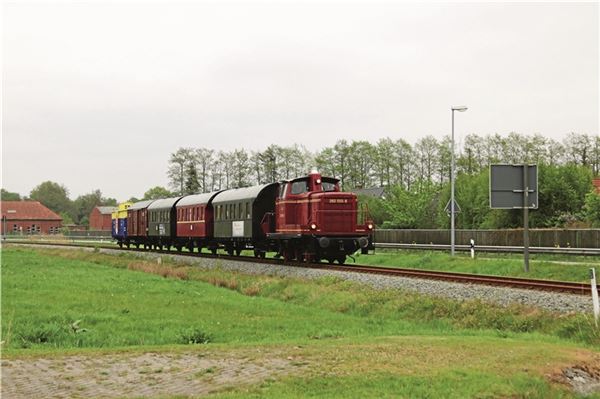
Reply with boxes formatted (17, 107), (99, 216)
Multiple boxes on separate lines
(367, 223), (373, 230)
(316, 178), (321, 184)
(310, 223), (317, 230)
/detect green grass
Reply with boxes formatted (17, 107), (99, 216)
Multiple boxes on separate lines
(213, 371), (560, 399)
(1, 248), (421, 350)
(3, 246), (599, 352)
(2, 246), (600, 398)
(353, 249), (600, 282)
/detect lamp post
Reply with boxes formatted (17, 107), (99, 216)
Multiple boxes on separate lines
(451, 105), (468, 256)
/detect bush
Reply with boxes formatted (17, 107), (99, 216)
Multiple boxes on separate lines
(584, 191), (600, 227)
(179, 328), (212, 344)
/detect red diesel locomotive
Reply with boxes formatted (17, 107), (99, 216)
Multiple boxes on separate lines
(114, 171), (373, 264)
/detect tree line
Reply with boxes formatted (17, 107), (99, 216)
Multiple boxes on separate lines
(1, 183), (117, 226)
(2, 132), (598, 229)
(0, 183), (183, 228)
(166, 132), (600, 228)
(167, 132), (599, 194)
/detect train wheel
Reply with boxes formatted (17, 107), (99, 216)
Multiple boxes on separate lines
(337, 256), (346, 265)
(188, 244), (194, 253)
(211, 248), (217, 255)
(135, 243), (140, 249)
(126, 242), (130, 249)
(253, 249), (260, 258)
(235, 248), (242, 256)
(176, 245), (182, 252)
(118, 242), (123, 248)
(327, 257), (335, 264)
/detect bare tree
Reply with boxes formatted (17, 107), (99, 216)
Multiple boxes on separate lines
(414, 136), (438, 183)
(195, 148), (214, 192)
(232, 149), (251, 188)
(167, 147), (194, 195)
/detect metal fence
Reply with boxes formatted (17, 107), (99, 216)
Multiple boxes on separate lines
(374, 229), (600, 248)
(63, 230), (111, 237)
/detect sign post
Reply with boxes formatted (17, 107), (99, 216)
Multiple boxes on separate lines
(490, 164), (538, 272)
(591, 268), (599, 327)
(523, 164), (530, 272)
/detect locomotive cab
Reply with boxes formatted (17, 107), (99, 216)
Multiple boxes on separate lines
(271, 171), (374, 264)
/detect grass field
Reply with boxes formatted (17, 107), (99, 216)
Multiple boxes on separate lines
(2, 246), (600, 398)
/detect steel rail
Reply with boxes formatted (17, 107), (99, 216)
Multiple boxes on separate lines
(375, 242), (600, 256)
(5, 240), (597, 296)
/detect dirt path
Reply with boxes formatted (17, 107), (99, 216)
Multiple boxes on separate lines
(2, 350), (305, 398)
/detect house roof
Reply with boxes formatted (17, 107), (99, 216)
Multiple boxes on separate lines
(1, 201), (62, 221)
(95, 206), (117, 215)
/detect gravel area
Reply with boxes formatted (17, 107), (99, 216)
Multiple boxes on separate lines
(106, 247), (595, 314)
(10, 244), (596, 314)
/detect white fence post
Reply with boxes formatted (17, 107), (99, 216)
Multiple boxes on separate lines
(591, 268), (600, 327)
(470, 239), (475, 259)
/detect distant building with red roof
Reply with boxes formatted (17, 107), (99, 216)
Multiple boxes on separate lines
(1, 201), (62, 235)
(89, 206), (117, 231)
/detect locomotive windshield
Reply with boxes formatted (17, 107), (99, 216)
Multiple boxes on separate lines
(322, 182), (336, 192)
(291, 180), (309, 195)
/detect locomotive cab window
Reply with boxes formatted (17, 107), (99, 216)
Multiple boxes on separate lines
(278, 184), (287, 199)
(322, 182), (336, 192)
(291, 180), (309, 195)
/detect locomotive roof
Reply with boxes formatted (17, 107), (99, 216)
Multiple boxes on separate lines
(177, 191), (222, 207)
(282, 175), (340, 184)
(129, 199), (156, 211)
(147, 197), (183, 211)
(212, 183), (278, 204)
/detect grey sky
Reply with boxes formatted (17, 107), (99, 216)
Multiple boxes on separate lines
(2, 2), (598, 201)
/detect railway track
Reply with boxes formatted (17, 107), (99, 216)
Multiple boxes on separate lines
(374, 242), (600, 256)
(5, 240), (598, 296)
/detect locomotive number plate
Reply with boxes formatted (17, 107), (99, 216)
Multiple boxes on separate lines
(328, 199), (348, 204)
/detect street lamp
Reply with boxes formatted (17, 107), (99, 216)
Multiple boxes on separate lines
(451, 105), (468, 256)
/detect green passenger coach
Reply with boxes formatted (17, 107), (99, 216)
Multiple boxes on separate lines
(211, 183), (278, 255)
(147, 197), (183, 248)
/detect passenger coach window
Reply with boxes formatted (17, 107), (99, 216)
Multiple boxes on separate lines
(246, 202), (250, 219)
(291, 180), (308, 195)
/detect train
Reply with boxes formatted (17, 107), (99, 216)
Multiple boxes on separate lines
(111, 171), (374, 264)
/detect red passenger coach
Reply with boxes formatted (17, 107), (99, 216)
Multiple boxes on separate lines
(175, 191), (222, 252)
(126, 199), (155, 248)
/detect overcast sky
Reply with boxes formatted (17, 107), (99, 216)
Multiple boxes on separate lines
(2, 2), (598, 201)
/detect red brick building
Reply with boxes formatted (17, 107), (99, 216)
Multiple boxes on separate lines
(1, 201), (62, 235)
(89, 206), (116, 231)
